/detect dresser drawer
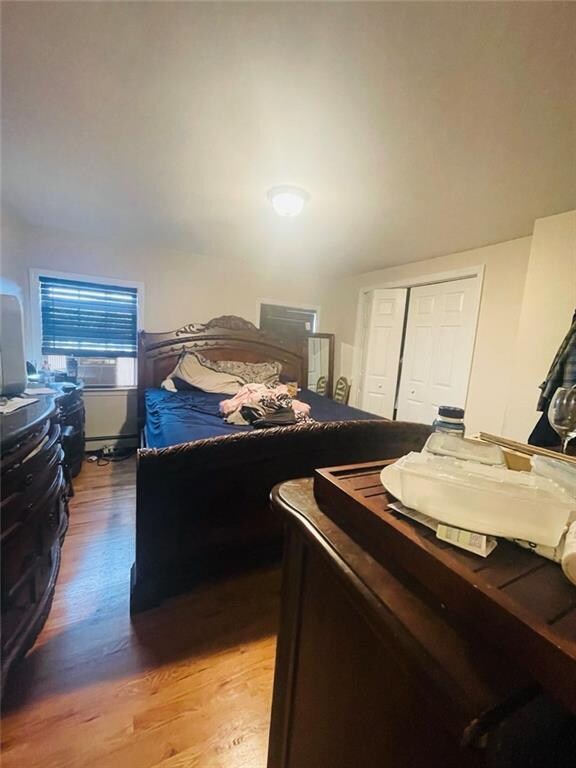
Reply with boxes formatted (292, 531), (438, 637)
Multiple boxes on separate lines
(1, 418), (52, 475)
(1, 441), (63, 536)
(1, 578), (34, 657)
(1, 466), (65, 601)
(63, 398), (85, 421)
(0, 394), (70, 689)
(1, 422), (61, 501)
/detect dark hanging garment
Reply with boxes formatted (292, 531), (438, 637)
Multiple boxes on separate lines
(528, 412), (562, 447)
(529, 311), (576, 447)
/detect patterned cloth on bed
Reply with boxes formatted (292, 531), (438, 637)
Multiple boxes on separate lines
(219, 383), (313, 426)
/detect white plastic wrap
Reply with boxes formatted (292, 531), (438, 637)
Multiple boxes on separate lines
(423, 433), (505, 466)
(511, 536), (565, 564)
(380, 452), (574, 547)
(512, 520), (576, 587)
(531, 455), (576, 505)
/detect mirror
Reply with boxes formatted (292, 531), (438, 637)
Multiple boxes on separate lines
(307, 333), (335, 397)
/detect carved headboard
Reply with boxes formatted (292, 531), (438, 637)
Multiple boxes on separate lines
(137, 315), (307, 428)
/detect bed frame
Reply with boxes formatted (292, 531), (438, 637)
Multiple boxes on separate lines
(131, 315), (432, 612)
(137, 314), (307, 437)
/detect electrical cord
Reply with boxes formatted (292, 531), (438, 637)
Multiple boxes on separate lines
(88, 448), (136, 466)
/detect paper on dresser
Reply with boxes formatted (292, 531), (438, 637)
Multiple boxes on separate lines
(0, 397), (39, 414)
(389, 501), (497, 558)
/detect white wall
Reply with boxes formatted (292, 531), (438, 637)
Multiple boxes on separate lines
(324, 209), (576, 440)
(323, 237), (532, 437)
(503, 210), (576, 440)
(4, 206), (574, 446)
(83, 388), (138, 451)
(1, 213), (332, 446)
(1, 205), (27, 299)
(15, 221), (331, 343)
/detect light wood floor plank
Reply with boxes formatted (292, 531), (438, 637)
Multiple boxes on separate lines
(1, 457), (279, 768)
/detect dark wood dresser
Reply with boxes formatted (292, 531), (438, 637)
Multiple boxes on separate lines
(54, 381), (85, 478)
(268, 472), (576, 768)
(26, 380), (85, 478)
(1, 395), (69, 688)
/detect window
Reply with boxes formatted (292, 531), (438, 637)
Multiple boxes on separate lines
(33, 272), (141, 387)
(260, 303), (318, 342)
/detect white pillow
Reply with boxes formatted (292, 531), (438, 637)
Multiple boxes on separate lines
(161, 376), (178, 392)
(161, 351), (282, 394)
(162, 352), (244, 394)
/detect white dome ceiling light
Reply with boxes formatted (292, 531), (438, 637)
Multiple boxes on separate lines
(267, 186), (310, 217)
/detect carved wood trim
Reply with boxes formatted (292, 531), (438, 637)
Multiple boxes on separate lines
(174, 316), (260, 337)
(174, 322), (205, 336)
(206, 315), (260, 332)
(137, 315), (307, 431)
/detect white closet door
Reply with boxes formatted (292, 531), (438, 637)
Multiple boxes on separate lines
(359, 288), (407, 418)
(396, 278), (479, 424)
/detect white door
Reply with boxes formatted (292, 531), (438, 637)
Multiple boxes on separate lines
(396, 278), (480, 424)
(359, 288), (407, 418)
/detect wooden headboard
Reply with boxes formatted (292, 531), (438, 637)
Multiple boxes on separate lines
(137, 315), (307, 428)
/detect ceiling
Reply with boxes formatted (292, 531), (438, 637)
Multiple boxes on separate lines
(2, 1), (575, 275)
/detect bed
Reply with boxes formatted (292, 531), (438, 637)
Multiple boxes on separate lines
(144, 386), (379, 448)
(131, 315), (432, 612)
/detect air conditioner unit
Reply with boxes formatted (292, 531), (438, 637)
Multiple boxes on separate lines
(77, 359), (117, 387)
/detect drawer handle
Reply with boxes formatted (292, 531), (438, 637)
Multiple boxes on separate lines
(23, 473), (34, 487)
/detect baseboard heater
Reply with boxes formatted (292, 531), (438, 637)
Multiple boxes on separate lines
(85, 434), (138, 452)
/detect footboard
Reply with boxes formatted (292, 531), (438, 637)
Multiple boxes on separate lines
(130, 419), (432, 611)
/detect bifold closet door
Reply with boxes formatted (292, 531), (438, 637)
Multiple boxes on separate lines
(359, 289), (407, 418)
(396, 278), (479, 424)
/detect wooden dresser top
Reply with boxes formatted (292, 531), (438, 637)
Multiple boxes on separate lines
(0, 395), (56, 452)
(311, 460), (576, 715)
(274, 460), (576, 716)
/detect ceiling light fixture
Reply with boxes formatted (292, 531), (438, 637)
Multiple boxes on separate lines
(267, 186), (310, 217)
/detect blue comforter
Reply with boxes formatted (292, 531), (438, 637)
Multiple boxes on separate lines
(144, 387), (379, 449)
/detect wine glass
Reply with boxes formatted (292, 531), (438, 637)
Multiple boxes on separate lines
(548, 387), (576, 454)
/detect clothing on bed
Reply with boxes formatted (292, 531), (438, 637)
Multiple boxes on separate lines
(144, 387), (380, 449)
(219, 383), (312, 426)
(247, 409), (299, 429)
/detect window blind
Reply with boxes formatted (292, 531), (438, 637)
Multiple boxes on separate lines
(40, 276), (138, 357)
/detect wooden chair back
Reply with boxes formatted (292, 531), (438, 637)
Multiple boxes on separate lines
(316, 376), (328, 396)
(333, 376), (351, 405)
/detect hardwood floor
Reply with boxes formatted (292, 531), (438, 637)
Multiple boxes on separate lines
(1, 457), (280, 768)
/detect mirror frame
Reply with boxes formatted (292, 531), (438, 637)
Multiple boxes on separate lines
(306, 332), (335, 398)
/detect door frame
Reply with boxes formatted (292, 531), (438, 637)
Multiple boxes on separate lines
(351, 265), (485, 409)
(256, 299), (321, 332)
(306, 332), (335, 396)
